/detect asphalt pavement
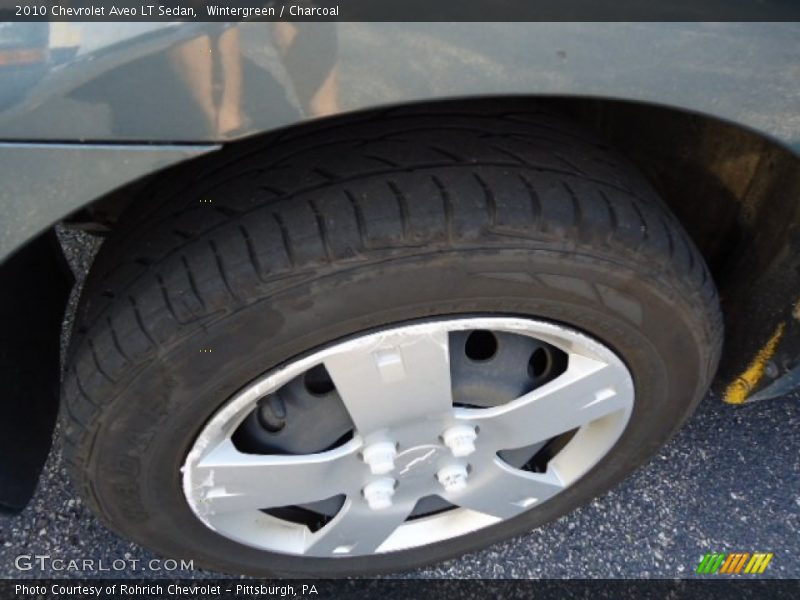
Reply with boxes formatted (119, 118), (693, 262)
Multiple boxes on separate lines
(0, 231), (797, 579)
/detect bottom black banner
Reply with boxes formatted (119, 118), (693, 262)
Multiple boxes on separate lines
(1, 579), (798, 600)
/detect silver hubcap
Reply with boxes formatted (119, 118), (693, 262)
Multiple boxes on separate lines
(182, 317), (634, 557)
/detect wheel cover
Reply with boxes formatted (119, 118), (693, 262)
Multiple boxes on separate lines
(182, 317), (634, 557)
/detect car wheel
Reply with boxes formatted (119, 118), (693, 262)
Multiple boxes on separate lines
(62, 106), (722, 576)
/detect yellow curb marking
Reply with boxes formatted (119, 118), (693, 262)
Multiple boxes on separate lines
(723, 323), (785, 405)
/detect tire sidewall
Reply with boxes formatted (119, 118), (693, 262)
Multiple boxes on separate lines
(85, 247), (709, 577)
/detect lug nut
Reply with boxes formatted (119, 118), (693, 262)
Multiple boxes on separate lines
(442, 425), (477, 457)
(437, 464), (469, 493)
(362, 441), (397, 475)
(363, 478), (396, 510)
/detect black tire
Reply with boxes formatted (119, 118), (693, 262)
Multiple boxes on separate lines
(62, 103), (722, 577)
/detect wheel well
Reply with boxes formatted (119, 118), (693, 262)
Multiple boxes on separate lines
(549, 97), (800, 391)
(75, 97), (800, 390)
(75, 96), (800, 289)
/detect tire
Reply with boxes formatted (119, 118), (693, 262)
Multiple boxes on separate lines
(62, 103), (722, 577)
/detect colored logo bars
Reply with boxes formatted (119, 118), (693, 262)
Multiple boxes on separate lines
(696, 552), (773, 574)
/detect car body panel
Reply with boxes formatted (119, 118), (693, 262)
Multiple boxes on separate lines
(0, 22), (798, 148)
(0, 143), (218, 263)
